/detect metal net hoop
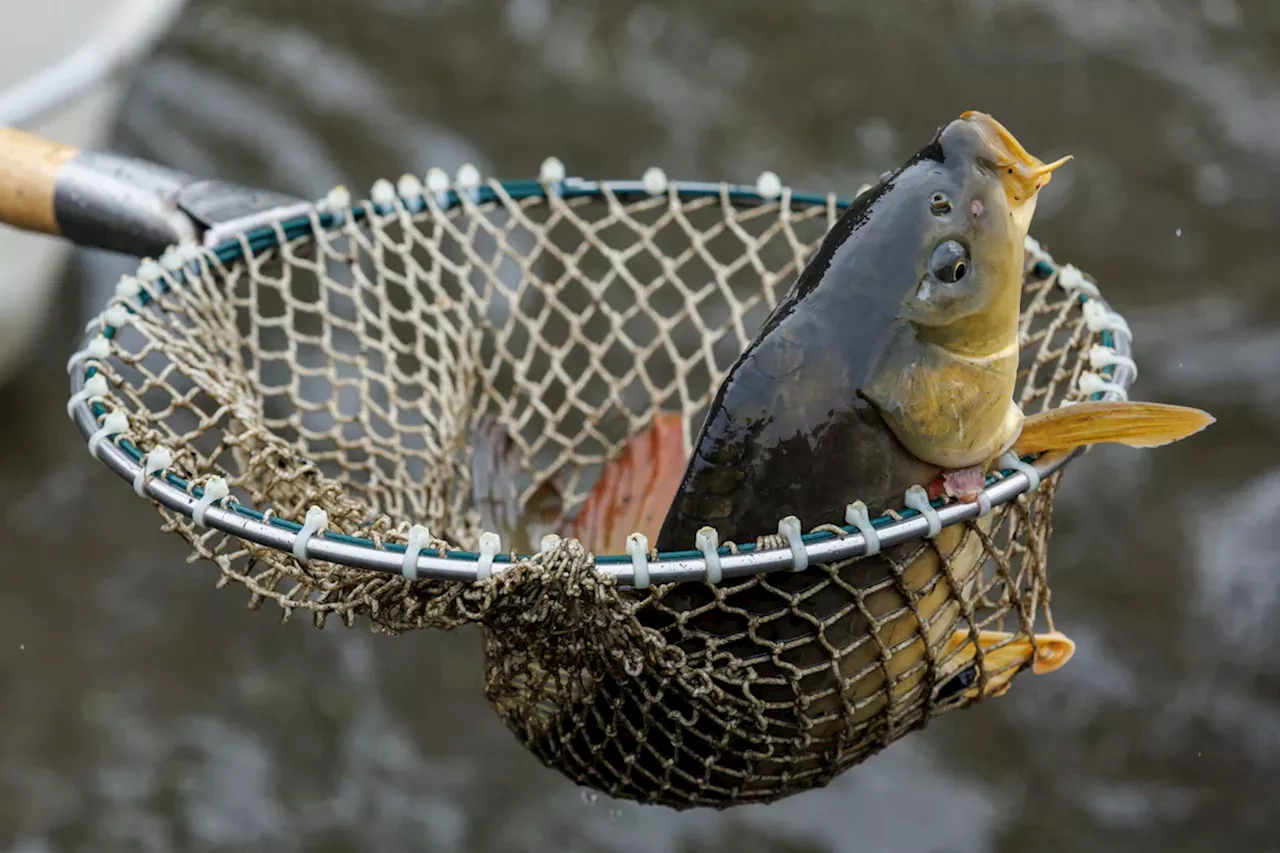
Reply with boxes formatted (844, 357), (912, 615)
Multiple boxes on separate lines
(66, 171), (1134, 807)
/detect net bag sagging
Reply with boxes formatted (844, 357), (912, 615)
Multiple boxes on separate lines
(70, 171), (1124, 809)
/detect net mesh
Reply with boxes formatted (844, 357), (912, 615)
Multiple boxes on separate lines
(80, 179), (1103, 808)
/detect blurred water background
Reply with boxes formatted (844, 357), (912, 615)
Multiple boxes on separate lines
(2, 1), (1279, 851)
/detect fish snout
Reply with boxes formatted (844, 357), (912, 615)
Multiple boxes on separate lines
(958, 110), (1072, 210)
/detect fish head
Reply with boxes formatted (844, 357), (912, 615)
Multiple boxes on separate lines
(935, 629), (1076, 703)
(864, 111), (1071, 468)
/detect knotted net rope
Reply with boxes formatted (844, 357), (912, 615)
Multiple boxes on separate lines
(73, 174), (1113, 808)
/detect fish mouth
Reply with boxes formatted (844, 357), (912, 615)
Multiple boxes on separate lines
(940, 629), (1076, 699)
(959, 110), (1071, 227)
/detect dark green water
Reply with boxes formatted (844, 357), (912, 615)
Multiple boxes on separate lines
(3, 1), (1279, 850)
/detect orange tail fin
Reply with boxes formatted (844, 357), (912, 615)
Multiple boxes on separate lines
(563, 412), (688, 554)
(1011, 400), (1215, 456)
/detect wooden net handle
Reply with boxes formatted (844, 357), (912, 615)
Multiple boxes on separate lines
(0, 127), (78, 235)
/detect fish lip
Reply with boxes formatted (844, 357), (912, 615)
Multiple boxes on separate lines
(958, 110), (1072, 206)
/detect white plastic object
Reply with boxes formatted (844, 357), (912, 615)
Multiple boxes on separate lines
(904, 485), (942, 538)
(976, 491), (993, 517)
(425, 167), (449, 194)
(626, 532), (651, 589)
(1078, 370), (1130, 401)
(136, 257), (163, 282)
(325, 185), (352, 209)
(66, 336), (112, 374)
(88, 410), (129, 458)
(999, 452), (1041, 492)
(0, 0), (187, 127)
(133, 445), (173, 498)
(1083, 299), (1133, 338)
(642, 167), (668, 196)
(755, 170), (782, 199)
(844, 500), (880, 556)
(777, 516), (808, 572)
(292, 506), (329, 562)
(371, 178), (397, 206)
(1055, 263), (1101, 298)
(539, 533), (562, 552)
(1088, 344), (1138, 379)
(66, 372), (109, 418)
(115, 275), (141, 302)
(695, 526), (723, 584)
(539, 157), (566, 183)
(455, 163), (481, 189)
(476, 531), (501, 581)
(193, 477), (230, 528)
(177, 241), (200, 264)
(396, 173), (423, 199)
(103, 304), (129, 329)
(402, 524), (431, 579)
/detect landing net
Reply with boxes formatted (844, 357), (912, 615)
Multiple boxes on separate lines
(66, 166), (1134, 807)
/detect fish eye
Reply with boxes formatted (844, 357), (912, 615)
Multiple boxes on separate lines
(929, 239), (969, 283)
(936, 665), (977, 701)
(929, 192), (951, 215)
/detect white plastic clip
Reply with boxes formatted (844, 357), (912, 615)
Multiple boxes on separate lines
(425, 167), (449, 195)
(626, 532), (651, 589)
(1082, 299), (1132, 339)
(778, 516), (808, 572)
(1078, 370), (1130, 401)
(1023, 235), (1045, 259)
(539, 533), (562, 553)
(1088, 344), (1138, 380)
(755, 170), (782, 199)
(133, 445), (173, 498)
(976, 491), (993, 517)
(66, 373), (109, 418)
(324, 184), (352, 209)
(455, 163), (481, 189)
(88, 410), (129, 458)
(67, 336), (112, 374)
(371, 178), (397, 206)
(539, 156), (566, 183)
(476, 531), (501, 581)
(193, 477), (230, 528)
(844, 500), (880, 556)
(904, 486), (942, 538)
(115, 275), (141, 304)
(1055, 263), (1101, 298)
(293, 506), (329, 563)
(396, 173), (423, 199)
(695, 526), (723, 584)
(136, 257), (163, 282)
(103, 304), (129, 330)
(999, 453), (1041, 492)
(402, 524), (431, 579)
(642, 166), (668, 196)
(177, 240), (201, 265)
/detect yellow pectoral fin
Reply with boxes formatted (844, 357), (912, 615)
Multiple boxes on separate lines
(1011, 400), (1215, 456)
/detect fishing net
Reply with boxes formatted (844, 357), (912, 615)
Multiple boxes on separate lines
(68, 170), (1130, 809)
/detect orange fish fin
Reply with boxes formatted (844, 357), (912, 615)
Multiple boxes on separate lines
(1011, 400), (1215, 456)
(564, 412), (688, 554)
(1030, 630), (1076, 675)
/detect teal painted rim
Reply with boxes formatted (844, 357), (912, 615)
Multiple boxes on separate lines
(79, 176), (1120, 568)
